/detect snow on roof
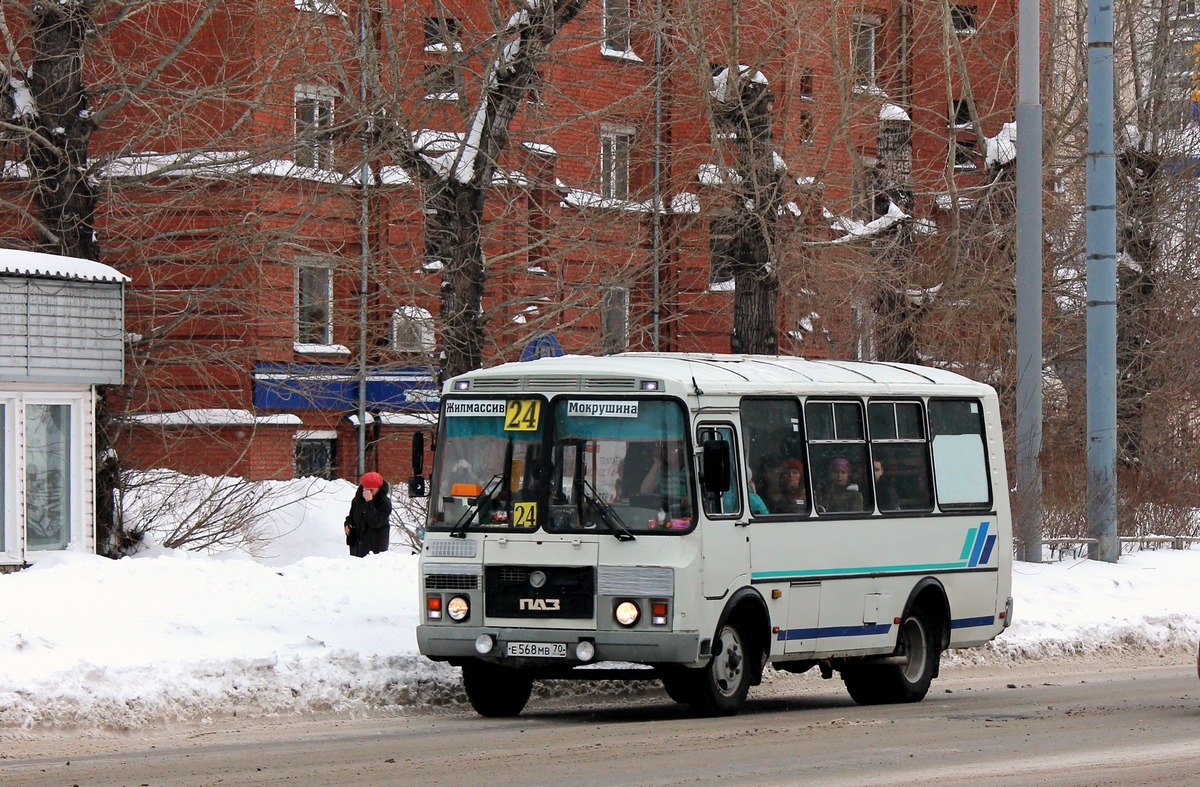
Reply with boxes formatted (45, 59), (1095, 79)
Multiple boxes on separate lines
(125, 409), (302, 426)
(522, 141), (558, 156)
(880, 103), (910, 122)
(0, 248), (128, 283)
(458, 352), (988, 392)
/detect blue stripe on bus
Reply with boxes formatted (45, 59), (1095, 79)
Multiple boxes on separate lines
(979, 534), (996, 566)
(777, 623), (893, 641)
(950, 615), (996, 629)
(968, 521), (990, 567)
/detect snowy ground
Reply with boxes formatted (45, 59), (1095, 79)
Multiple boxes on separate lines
(1, 476), (1198, 732)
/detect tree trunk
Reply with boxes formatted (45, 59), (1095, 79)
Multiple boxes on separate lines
(430, 181), (486, 380)
(28, 0), (99, 260)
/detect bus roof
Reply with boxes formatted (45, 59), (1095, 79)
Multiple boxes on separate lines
(447, 353), (995, 397)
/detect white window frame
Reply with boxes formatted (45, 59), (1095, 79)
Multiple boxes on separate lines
(950, 98), (978, 171)
(296, 260), (334, 346)
(294, 431), (337, 480)
(294, 86), (336, 170)
(601, 0), (634, 57)
(392, 306), (436, 354)
(0, 388), (90, 565)
(852, 16), (880, 88)
(600, 125), (633, 200)
(951, 5), (977, 34)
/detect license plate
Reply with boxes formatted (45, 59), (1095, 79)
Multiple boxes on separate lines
(506, 641), (567, 658)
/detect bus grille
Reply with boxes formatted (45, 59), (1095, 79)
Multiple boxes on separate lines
(485, 565), (595, 619)
(425, 573), (480, 590)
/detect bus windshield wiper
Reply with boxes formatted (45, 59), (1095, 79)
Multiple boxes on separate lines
(450, 473), (503, 538)
(580, 478), (636, 542)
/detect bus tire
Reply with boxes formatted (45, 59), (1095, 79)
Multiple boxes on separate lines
(659, 668), (696, 705)
(687, 620), (753, 716)
(843, 606), (939, 705)
(462, 661), (533, 717)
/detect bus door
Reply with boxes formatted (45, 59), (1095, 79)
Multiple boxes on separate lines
(697, 423), (750, 599)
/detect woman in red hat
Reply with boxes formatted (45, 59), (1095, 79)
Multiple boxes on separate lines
(344, 471), (392, 557)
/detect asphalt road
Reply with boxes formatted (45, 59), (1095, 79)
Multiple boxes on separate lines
(2, 654), (1197, 786)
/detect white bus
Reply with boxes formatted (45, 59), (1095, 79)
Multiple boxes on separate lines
(412, 353), (1013, 717)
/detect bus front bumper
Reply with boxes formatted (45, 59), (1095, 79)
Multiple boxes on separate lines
(417, 624), (703, 666)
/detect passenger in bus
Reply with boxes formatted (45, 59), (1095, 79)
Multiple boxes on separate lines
(639, 443), (688, 497)
(765, 458), (808, 514)
(723, 469), (770, 515)
(821, 457), (864, 513)
(874, 459), (900, 511)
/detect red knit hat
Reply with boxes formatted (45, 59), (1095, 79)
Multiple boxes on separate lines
(360, 472), (384, 490)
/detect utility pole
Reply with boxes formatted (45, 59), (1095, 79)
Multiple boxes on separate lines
(1015, 0), (1044, 562)
(1086, 0), (1119, 562)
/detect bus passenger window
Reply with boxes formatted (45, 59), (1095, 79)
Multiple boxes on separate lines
(806, 400), (871, 515)
(868, 400), (933, 513)
(700, 425), (742, 517)
(929, 399), (991, 510)
(739, 398), (807, 518)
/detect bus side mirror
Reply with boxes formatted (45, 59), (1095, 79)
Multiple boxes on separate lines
(702, 439), (731, 495)
(408, 431), (428, 497)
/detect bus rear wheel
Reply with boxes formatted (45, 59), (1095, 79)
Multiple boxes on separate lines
(462, 661), (534, 717)
(687, 621), (753, 716)
(843, 607), (939, 705)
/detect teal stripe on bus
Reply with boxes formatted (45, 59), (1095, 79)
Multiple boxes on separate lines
(960, 528), (977, 561)
(752, 561), (969, 580)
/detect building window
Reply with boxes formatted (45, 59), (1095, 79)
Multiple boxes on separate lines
(295, 433), (336, 480)
(0, 403), (7, 553)
(852, 17), (879, 87)
(600, 127), (632, 199)
(951, 5), (977, 33)
(295, 89), (334, 169)
(424, 16), (462, 50)
(854, 156), (885, 220)
(296, 263), (333, 345)
(951, 98), (977, 170)
(601, 286), (629, 354)
(603, 0), (632, 53)
(709, 215), (736, 288)
(799, 111), (814, 142)
(800, 68), (815, 101)
(26, 404), (71, 551)
(1180, 0), (1197, 15)
(422, 64), (458, 100)
(294, 0), (341, 14)
(392, 306), (435, 354)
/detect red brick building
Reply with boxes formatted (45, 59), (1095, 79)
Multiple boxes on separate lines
(0, 0), (1018, 483)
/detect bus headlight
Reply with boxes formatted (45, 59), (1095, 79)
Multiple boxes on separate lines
(447, 595), (470, 622)
(614, 600), (640, 627)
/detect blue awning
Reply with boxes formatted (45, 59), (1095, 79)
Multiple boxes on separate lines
(253, 364), (438, 411)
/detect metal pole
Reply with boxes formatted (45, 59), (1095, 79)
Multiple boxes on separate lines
(357, 6), (371, 478)
(1015, 0), (1043, 562)
(650, 0), (663, 352)
(1086, 0), (1119, 562)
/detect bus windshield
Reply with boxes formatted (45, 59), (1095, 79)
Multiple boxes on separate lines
(546, 398), (694, 535)
(430, 398), (546, 531)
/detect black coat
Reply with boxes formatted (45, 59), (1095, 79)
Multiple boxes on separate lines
(345, 481), (392, 557)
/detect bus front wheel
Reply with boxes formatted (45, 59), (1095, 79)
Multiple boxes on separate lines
(687, 621), (753, 716)
(843, 606), (939, 705)
(462, 661), (534, 717)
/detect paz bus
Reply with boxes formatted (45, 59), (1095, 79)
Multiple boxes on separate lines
(412, 353), (1013, 717)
